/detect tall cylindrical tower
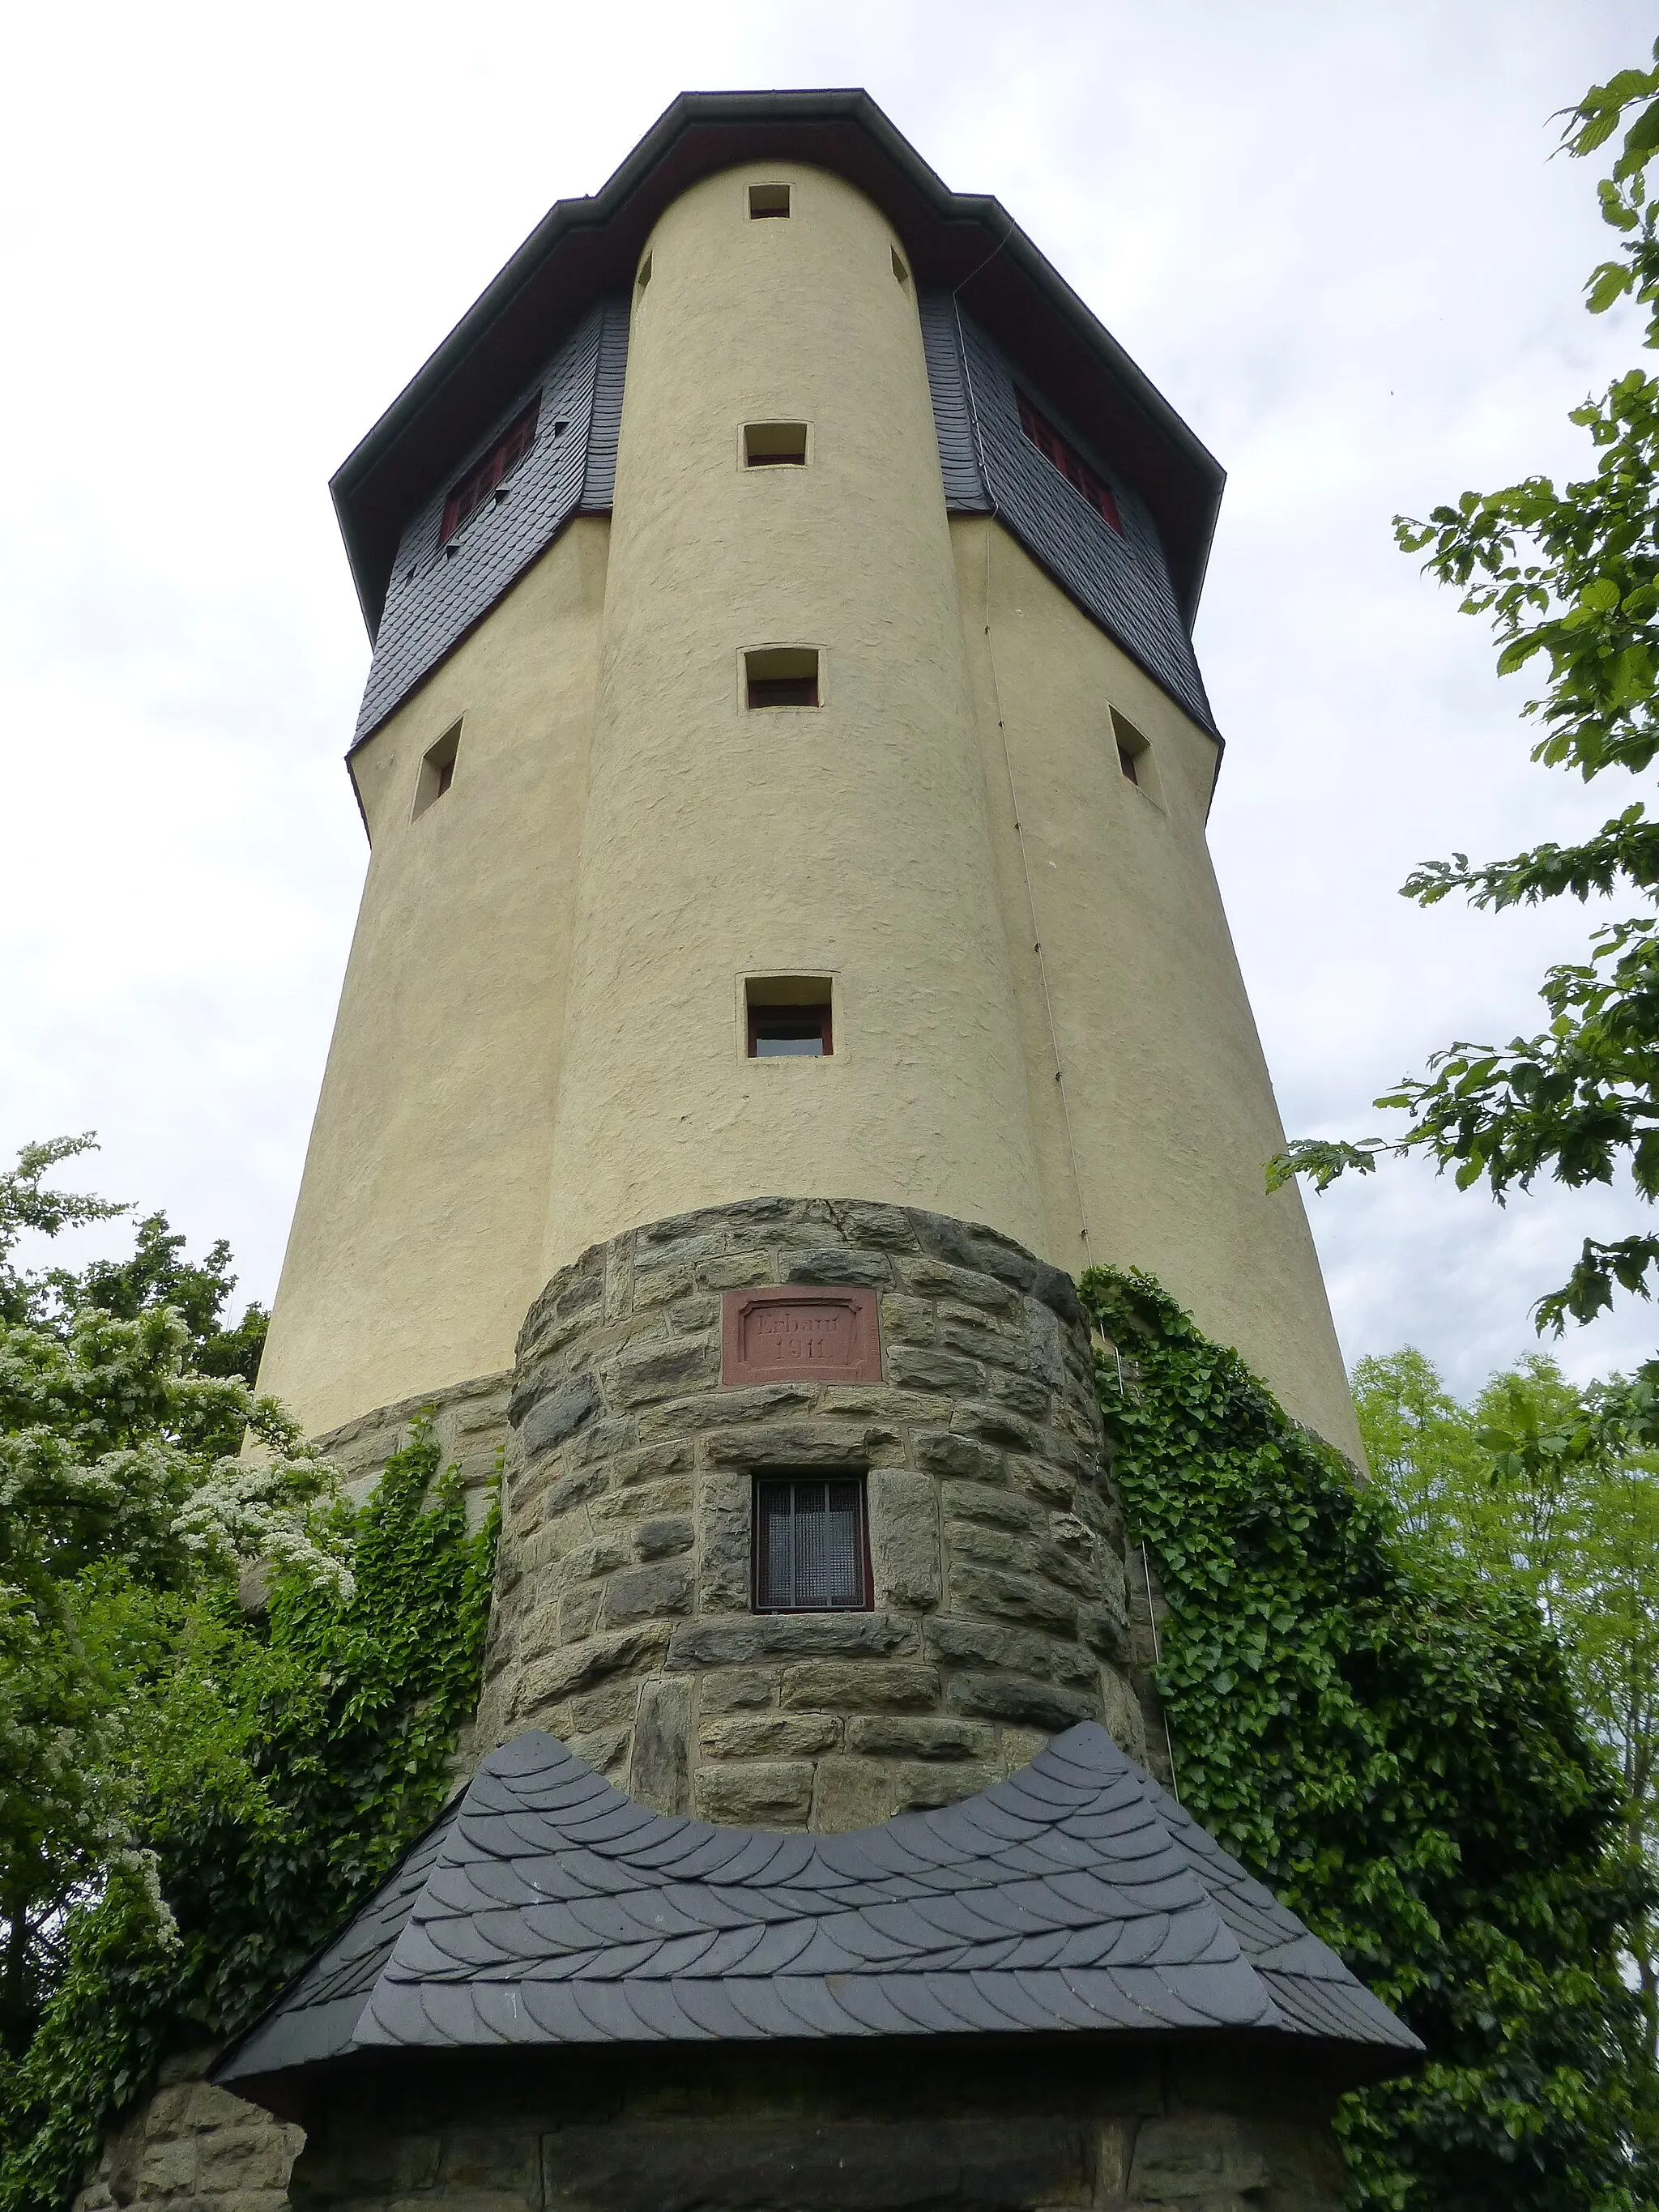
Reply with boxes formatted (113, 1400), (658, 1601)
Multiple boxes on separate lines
(256, 87), (1359, 1480)
(543, 162), (1046, 1271)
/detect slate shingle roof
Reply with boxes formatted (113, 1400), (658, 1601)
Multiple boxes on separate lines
(216, 1724), (1416, 2089)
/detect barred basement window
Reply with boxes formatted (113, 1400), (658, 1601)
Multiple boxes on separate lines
(1016, 391), (1122, 533)
(441, 401), (539, 542)
(753, 1475), (869, 1611)
(748, 183), (791, 219)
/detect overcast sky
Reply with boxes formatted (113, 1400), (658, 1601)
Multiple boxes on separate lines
(3, 0), (1655, 1400)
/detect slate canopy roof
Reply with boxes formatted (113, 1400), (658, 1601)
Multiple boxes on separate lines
(215, 1723), (1418, 2106)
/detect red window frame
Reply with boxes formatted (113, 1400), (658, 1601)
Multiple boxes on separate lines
(1016, 392), (1122, 532)
(747, 1002), (833, 1057)
(752, 1474), (872, 1612)
(441, 399), (540, 542)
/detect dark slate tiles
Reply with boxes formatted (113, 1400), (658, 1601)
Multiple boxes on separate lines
(352, 300), (625, 747)
(918, 292), (1219, 742)
(215, 1723), (1418, 2088)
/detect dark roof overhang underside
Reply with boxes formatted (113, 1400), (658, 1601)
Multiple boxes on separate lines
(331, 89), (1226, 642)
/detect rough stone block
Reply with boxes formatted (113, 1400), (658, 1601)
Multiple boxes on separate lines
(876, 1293), (936, 1345)
(845, 1714), (994, 1760)
(951, 1400), (1040, 1452)
(515, 1624), (672, 1707)
(639, 1383), (816, 1438)
(868, 1468), (942, 1612)
(612, 1439), (696, 1487)
(886, 1345), (986, 1395)
(591, 1480), (694, 1529)
(635, 1514), (696, 1559)
(629, 1676), (693, 1813)
(810, 1754), (905, 1831)
(698, 1667), (780, 1712)
(913, 1430), (1004, 1484)
(781, 1660), (940, 1711)
(696, 1760), (814, 1825)
(698, 1712), (840, 1759)
(943, 1480), (1044, 1532)
(561, 1533), (634, 1588)
(543, 1461), (611, 1519)
(570, 1723), (631, 1775)
(925, 1616), (1097, 1686)
(437, 2128), (544, 2197)
(696, 1468), (752, 1613)
(606, 1338), (719, 1409)
(783, 1248), (895, 1289)
(946, 1669), (1098, 1731)
(559, 1583), (603, 1643)
(898, 1256), (1021, 1315)
(573, 1678), (640, 1731)
(521, 1371), (602, 1456)
(697, 1251), (776, 1289)
(602, 1559), (695, 1625)
(992, 1370), (1054, 1423)
(702, 1423), (886, 1468)
(948, 1561), (1078, 1636)
(667, 1614), (919, 1669)
(836, 1201), (920, 1251)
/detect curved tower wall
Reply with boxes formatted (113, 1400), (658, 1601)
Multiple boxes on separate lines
(257, 161), (1361, 1464)
(539, 164), (1047, 1275)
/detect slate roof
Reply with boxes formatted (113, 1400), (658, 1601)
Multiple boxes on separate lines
(332, 92), (1223, 640)
(215, 1724), (1417, 2092)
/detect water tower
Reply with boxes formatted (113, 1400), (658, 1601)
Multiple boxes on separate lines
(207, 96), (1408, 2212)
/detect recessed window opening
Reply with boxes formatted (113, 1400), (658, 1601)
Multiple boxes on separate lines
(745, 975), (832, 1058)
(637, 254), (653, 288)
(748, 182), (791, 219)
(1016, 391), (1122, 533)
(413, 724), (461, 819)
(891, 246), (911, 284)
(1111, 710), (1154, 795)
(744, 421), (808, 467)
(753, 1474), (869, 1610)
(745, 646), (819, 709)
(441, 401), (539, 543)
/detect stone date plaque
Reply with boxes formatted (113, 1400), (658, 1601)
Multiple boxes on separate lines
(721, 1285), (882, 1387)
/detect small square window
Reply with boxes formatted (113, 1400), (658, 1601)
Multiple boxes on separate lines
(745, 976), (832, 1057)
(1110, 710), (1158, 800)
(748, 183), (791, 219)
(753, 1475), (869, 1611)
(745, 646), (819, 709)
(744, 421), (808, 467)
(637, 254), (653, 289)
(413, 724), (461, 819)
(891, 246), (910, 285)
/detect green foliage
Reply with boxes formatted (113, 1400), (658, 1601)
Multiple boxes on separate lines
(1083, 1265), (1659, 2212)
(0, 1422), (498, 2212)
(1269, 49), (1659, 1339)
(1355, 1347), (1659, 2058)
(0, 1136), (498, 2211)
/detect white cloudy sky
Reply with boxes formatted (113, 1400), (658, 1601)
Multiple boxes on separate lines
(2, 0), (1655, 1400)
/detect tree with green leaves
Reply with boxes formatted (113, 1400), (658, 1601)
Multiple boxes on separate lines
(1354, 1345), (1659, 2061)
(0, 1136), (343, 2057)
(1270, 49), (1659, 1345)
(0, 1136), (499, 2210)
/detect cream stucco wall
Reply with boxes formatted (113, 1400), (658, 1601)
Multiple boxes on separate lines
(255, 519), (609, 1437)
(261, 157), (1358, 1461)
(538, 163), (1048, 1272)
(953, 519), (1362, 1460)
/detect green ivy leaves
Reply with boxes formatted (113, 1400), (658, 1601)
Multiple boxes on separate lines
(1081, 1265), (1659, 2212)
